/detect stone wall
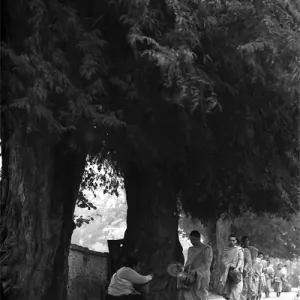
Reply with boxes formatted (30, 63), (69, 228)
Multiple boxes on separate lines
(68, 244), (110, 300)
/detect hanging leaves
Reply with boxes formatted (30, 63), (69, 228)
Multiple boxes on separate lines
(2, 0), (299, 223)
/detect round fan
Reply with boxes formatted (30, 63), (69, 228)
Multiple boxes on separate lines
(167, 262), (184, 277)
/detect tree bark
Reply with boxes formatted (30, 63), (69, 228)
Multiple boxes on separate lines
(206, 220), (220, 293)
(206, 215), (232, 293)
(123, 165), (184, 300)
(1, 2), (89, 298)
(0, 141), (87, 300)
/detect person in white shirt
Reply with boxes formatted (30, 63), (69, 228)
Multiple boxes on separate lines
(107, 256), (153, 299)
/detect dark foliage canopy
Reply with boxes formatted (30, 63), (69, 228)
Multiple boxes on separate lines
(1, 0), (300, 222)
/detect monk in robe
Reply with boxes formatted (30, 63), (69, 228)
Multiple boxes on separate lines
(218, 234), (244, 300)
(179, 230), (213, 300)
(241, 236), (253, 300)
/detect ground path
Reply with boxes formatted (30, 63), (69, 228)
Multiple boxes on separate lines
(208, 290), (298, 300)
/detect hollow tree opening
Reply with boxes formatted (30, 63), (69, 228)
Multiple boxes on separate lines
(71, 167), (127, 283)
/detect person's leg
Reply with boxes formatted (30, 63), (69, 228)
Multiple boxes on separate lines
(242, 277), (250, 300)
(274, 282), (277, 297)
(229, 280), (243, 300)
(253, 280), (258, 300)
(258, 287), (262, 300)
(248, 276), (256, 300)
(199, 275), (210, 300)
(223, 280), (231, 300)
(278, 282), (282, 298)
(258, 281), (262, 300)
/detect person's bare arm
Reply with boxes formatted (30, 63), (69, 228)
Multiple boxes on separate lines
(120, 268), (152, 285)
(243, 251), (252, 274)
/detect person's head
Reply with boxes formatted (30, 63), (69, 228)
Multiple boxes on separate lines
(277, 263), (283, 269)
(228, 234), (237, 247)
(266, 259), (271, 266)
(124, 256), (140, 271)
(241, 236), (250, 248)
(258, 252), (264, 260)
(189, 230), (201, 246)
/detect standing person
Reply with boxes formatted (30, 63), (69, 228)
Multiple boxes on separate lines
(273, 263), (287, 298)
(263, 259), (274, 298)
(218, 234), (244, 300)
(241, 236), (258, 300)
(253, 252), (265, 300)
(107, 256), (153, 300)
(241, 236), (253, 300)
(248, 242), (259, 300)
(179, 230), (213, 300)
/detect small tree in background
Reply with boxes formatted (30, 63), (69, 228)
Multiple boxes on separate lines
(178, 214), (206, 240)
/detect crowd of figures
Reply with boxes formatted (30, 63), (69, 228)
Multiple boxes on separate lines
(240, 236), (287, 300)
(177, 232), (289, 300)
(106, 231), (290, 300)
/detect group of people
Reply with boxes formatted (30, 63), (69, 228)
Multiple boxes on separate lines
(240, 236), (287, 300)
(106, 231), (287, 300)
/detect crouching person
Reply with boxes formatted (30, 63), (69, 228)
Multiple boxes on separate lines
(107, 256), (153, 300)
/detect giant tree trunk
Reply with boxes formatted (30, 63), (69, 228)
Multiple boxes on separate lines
(123, 166), (184, 300)
(1, 2), (88, 298)
(0, 141), (86, 300)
